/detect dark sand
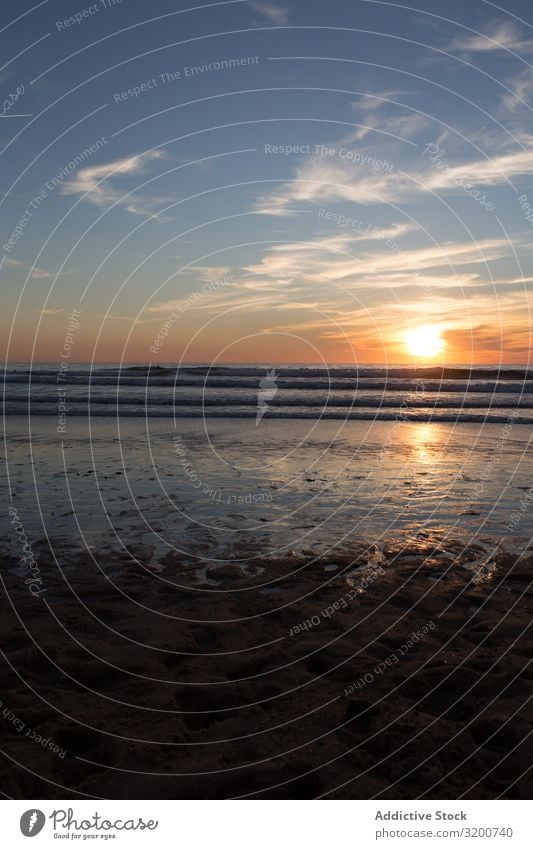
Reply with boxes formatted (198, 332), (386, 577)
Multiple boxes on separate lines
(1, 537), (532, 799)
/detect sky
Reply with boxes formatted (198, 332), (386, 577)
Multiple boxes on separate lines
(1, 0), (532, 364)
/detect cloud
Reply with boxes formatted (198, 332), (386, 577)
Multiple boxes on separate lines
(146, 233), (519, 326)
(501, 69), (533, 112)
(448, 20), (533, 55)
(351, 91), (407, 114)
(61, 150), (168, 217)
(254, 139), (533, 217)
(146, 269), (300, 316)
(178, 265), (234, 281)
(345, 92), (429, 143)
(249, 1), (289, 25)
(425, 148), (533, 191)
(135, 236), (530, 361)
(365, 113), (429, 141)
(255, 157), (407, 215)
(259, 287), (531, 358)
(5, 258), (53, 279)
(244, 232), (514, 286)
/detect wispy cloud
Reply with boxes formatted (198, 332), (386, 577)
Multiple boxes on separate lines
(501, 69), (533, 112)
(61, 151), (168, 217)
(249, 1), (289, 25)
(254, 140), (533, 216)
(244, 233), (514, 285)
(178, 265), (234, 281)
(255, 157), (407, 214)
(147, 233), (521, 325)
(5, 258), (53, 279)
(257, 288), (531, 359)
(346, 91), (429, 143)
(364, 113), (429, 141)
(351, 90), (407, 114)
(136, 235), (531, 361)
(425, 148), (533, 190)
(448, 20), (533, 55)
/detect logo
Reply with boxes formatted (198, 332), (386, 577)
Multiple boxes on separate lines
(20, 810), (46, 837)
(256, 368), (278, 424)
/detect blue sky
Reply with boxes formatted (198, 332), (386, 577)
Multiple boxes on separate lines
(2, 0), (532, 363)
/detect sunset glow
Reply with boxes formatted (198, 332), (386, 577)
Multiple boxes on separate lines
(404, 326), (446, 359)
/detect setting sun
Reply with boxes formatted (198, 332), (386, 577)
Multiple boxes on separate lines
(404, 325), (445, 358)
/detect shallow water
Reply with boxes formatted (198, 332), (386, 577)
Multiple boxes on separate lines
(2, 416), (531, 568)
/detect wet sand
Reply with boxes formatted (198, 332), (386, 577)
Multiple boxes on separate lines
(1, 536), (532, 799)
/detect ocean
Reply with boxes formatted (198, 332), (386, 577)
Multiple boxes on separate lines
(2, 363), (532, 568)
(2, 363), (532, 423)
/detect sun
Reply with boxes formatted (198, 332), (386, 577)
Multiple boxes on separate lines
(404, 325), (445, 359)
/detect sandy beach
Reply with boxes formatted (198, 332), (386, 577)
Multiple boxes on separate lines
(1, 531), (532, 799)
(2, 394), (532, 800)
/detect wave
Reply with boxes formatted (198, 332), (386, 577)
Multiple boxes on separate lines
(3, 405), (530, 424)
(3, 376), (532, 393)
(5, 394), (533, 409)
(4, 365), (532, 380)
(4, 364), (531, 421)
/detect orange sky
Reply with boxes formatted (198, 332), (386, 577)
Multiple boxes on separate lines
(6, 306), (530, 365)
